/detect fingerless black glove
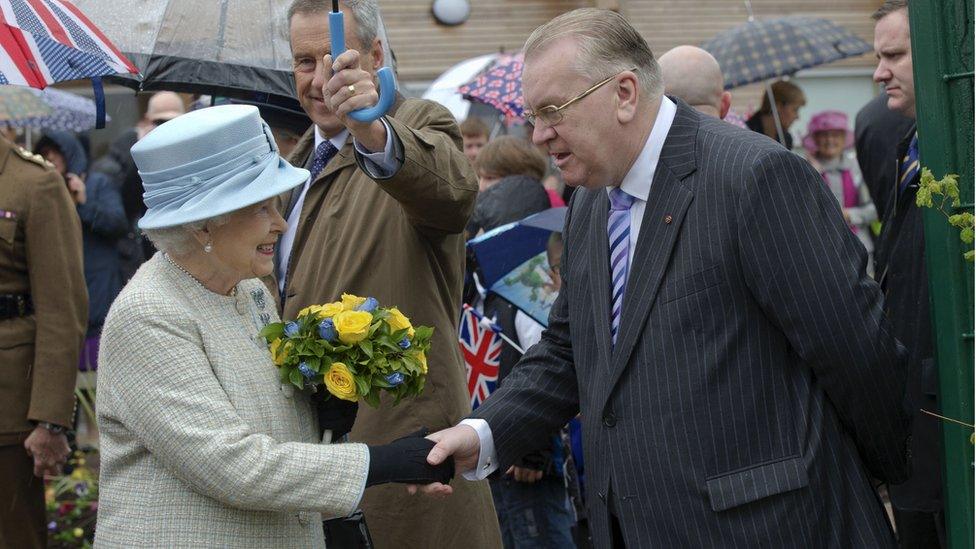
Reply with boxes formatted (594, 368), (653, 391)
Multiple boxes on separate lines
(315, 394), (359, 442)
(366, 428), (454, 487)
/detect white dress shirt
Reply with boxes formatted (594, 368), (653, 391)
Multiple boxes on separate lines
(460, 96), (677, 481)
(278, 121), (400, 291)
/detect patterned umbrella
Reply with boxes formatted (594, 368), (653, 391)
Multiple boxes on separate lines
(0, 83), (50, 122)
(0, 85), (107, 131)
(458, 52), (525, 126)
(702, 16), (871, 90)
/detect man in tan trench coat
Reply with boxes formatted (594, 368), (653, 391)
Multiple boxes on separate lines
(279, 1), (501, 547)
(0, 135), (87, 548)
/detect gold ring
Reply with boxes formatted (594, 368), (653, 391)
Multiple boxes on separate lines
(347, 84), (356, 94)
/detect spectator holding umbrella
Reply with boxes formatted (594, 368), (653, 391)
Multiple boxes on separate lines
(802, 110), (877, 262)
(745, 80), (806, 150)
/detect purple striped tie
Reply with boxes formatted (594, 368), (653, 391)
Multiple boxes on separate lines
(608, 187), (633, 344)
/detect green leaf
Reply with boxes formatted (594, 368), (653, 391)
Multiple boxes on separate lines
(964, 250), (975, 262)
(288, 368), (304, 389)
(915, 187), (933, 208)
(960, 227), (974, 244)
(363, 388), (381, 408)
(355, 375), (371, 396)
(259, 322), (285, 341)
(359, 339), (374, 359)
(280, 366), (291, 384)
(414, 326), (434, 340)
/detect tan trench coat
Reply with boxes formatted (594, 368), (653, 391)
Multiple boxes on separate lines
(278, 98), (501, 549)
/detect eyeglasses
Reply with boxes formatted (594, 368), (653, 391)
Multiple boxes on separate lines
(524, 68), (638, 127)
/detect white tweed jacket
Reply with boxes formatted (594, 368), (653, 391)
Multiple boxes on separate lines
(95, 254), (369, 548)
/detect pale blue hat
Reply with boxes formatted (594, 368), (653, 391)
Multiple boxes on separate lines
(133, 104), (309, 230)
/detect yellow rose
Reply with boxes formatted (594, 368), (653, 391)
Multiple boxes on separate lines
(324, 362), (358, 401)
(412, 351), (428, 374)
(321, 301), (345, 317)
(386, 307), (416, 337)
(269, 338), (290, 366)
(334, 310), (373, 344)
(298, 304), (323, 318)
(341, 293), (366, 311)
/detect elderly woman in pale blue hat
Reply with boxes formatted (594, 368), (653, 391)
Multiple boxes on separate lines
(802, 110), (878, 261)
(94, 105), (451, 548)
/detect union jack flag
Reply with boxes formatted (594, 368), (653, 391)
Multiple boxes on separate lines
(0, 0), (137, 87)
(459, 307), (502, 409)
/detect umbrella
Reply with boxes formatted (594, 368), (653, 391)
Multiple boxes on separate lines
(0, 84), (50, 122)
(701, 16), (872, 90)
(467, 207), (565, 327)
(0, 0), (138, 126)
(0, 86), (108, 131)
(458, 52), (525, 126)
(423, 53), (498, 121)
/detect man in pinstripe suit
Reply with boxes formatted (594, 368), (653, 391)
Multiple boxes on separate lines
(415, 9), (912, 548)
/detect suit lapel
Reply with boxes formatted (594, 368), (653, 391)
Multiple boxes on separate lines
(599, 101), (700, 406)
(587, 190), (614, 372)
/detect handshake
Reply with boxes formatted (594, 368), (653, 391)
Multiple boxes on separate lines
(366, 428), (454, 487)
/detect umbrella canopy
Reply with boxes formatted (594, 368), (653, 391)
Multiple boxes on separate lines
(423, 53), (498, 121)
(459, 52), (525, 126)
(72, 0), (296, 101)
(467, 207), (565, 326)
(0, 0), (137, 88)
(0, 86), (108, 131)
(0, 84), (50, 121)
(702, 16), (871, 89)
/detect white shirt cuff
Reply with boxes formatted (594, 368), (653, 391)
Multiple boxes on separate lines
(354, 118), (400, 177)
(459, 418), (498, 480)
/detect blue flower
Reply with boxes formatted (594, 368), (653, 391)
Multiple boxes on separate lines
(398, 337), (411, 350)
(298, 362), (315, 379)
(356, 297), (379, 313)
(318, 318), (337, 342)
(385, 372), (405, 386)
(48, 521), (57, 532)
(284, 321), (300, 338)
(75, 482), (89, 497)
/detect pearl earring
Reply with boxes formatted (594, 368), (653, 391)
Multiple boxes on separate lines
(204, 242), (213, 253)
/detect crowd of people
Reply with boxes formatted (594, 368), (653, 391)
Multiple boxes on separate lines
(0, 0), (948, 547)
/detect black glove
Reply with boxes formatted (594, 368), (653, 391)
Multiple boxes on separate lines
(314, 393), (359, 442)
(366, 428), (454, 487)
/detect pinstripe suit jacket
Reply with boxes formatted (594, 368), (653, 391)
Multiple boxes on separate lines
(474, 101), (911, 548)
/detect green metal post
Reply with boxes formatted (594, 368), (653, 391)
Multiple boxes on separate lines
(908, 2), (975, 548)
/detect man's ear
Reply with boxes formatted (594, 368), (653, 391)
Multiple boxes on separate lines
(720, 91), (732, 120)
(367, 37), (384, 72)
(616, 72), (640, 124)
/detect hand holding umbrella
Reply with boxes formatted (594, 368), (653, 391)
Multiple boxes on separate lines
(327, 0), (396, 123)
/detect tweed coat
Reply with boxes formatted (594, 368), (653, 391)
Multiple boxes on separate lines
(278, 97), (501, 548)
(95, 255), (369, 548)
(0, 137), (86, 445)
(474, 100), (912, 548)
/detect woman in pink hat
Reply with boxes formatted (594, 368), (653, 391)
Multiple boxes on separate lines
(803, 110), (878, 263)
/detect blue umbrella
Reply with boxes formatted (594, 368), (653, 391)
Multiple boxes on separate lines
(0, 86), (108, 131)
(701, 16), (871, 90)
(468, 207), (565, 327)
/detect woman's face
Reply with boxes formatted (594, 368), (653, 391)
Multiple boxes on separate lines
(814, 130), (847, 160)
(777, 101), (804, 130)
(208, 198), (286, 280)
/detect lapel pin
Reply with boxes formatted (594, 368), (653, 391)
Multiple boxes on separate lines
(664, 214), (673, 224)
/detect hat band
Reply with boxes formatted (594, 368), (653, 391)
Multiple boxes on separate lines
(142, 133), (278, 219)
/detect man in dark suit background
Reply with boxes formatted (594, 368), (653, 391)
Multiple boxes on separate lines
(867, 1), (945, 546)
(415, 8), (913, 548)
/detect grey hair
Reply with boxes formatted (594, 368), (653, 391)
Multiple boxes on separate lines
(523, 8), (663, 100)
(873, 0), (908, 21)
(287, 0), (380, 53)
(143, 214), (231, 256)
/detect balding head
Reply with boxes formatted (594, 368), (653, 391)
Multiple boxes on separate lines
(145, 92), (185, 123)
(658, 45), (731, 119)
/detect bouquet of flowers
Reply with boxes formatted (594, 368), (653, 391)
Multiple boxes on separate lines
(260, 294), (433, 407)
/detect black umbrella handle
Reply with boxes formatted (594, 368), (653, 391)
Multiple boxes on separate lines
(329, 3), (396, 122)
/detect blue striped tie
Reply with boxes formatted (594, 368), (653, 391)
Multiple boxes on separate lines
(608, 188), (634, 344)
(899, 133), (919, 193)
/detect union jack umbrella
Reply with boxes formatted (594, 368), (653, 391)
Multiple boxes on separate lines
(459, 305), (503, 410)
(0, 0), (138, 127)
(458, 52), (524, 126)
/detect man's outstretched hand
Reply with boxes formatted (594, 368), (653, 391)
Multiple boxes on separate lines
(407, 424), (482, 497)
